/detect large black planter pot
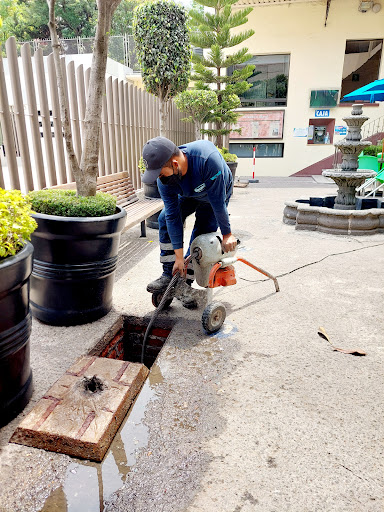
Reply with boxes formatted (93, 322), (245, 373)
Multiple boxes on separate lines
(227, 162), (238, 195)
(143, 182), (161, 230)
(30, 207), (127, 326)
(0, 242), (33, 427)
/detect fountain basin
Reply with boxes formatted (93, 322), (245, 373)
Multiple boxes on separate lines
(283, 199), (384, 235)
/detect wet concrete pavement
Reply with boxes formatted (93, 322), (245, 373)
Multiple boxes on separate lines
(0, 178), (383, 512)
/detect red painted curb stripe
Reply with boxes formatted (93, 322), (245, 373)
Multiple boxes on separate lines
(33, 397), (61, 430)
(113, 361), (130, 383)
(76, 411), (96, 439)
(66, 356), (97, 377)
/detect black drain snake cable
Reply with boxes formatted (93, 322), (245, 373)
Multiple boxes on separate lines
(141, 254), (197, 365)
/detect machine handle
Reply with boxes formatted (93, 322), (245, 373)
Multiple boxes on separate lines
(216, 235), (241, 254)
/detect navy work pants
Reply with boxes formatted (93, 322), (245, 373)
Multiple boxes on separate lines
(159, 197), (223, 278)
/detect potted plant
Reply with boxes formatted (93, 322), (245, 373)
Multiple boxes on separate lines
(28, 190), (126, 326)
(27, 0), (127, 326)
(133, 0), (191, 137)
(218, 147), (238, 193)
(0, 188), (37, 426)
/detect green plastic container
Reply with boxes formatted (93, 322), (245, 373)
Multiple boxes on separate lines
(358, 155), (379, 173)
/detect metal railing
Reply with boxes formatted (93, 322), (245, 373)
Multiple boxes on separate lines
(361, 114), (384, 141)
(10, 34), (140, 72)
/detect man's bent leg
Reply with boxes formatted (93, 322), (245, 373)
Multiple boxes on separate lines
(147, 209), (173, 293)
(147, 201), (197, 294)
(184, 202), (219, 285)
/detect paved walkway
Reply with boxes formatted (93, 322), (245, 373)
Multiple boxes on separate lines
(0, 179), (383, 512)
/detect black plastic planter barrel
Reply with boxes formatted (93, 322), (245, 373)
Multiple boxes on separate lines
(0, 242), (33, 427)
(227, 162), (238, 195)
(30, 207), (127, 326)
(143, 182), (161, 229)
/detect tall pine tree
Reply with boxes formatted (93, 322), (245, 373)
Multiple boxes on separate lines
(189, 0), (255, 147)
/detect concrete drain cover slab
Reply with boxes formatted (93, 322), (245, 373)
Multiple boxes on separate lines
(10, 356), (148, 461)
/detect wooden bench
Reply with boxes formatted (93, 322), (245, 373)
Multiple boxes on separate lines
(51, 171), (163, 237)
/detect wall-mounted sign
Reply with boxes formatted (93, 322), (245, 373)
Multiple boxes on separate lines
(293, 127), (308, 137)
(335, 125), (347, 135)
(310, 90), (339, 108)
(315, 109), (330, 118)
(230, 110), (284, 139)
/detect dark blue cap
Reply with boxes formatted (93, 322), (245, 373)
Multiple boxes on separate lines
(141, 136), (178, 184)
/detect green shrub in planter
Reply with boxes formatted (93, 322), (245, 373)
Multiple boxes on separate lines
(28, 190), (117, 217)
(0, 188), (37, 260)
(0, 188), (36, 425)
(362, 144), (383, 157)
(218, 147), (238, 163)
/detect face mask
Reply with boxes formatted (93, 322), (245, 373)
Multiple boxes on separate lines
(159, 167), (182, 186)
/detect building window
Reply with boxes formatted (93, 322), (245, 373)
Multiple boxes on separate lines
(307, 119), (335, 145)
(341, 39), (383, 100)
(228, 55), (290, 108)
(229, 143), (284, 158)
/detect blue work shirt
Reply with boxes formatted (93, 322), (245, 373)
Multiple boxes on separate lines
(157, 140), (233, 250)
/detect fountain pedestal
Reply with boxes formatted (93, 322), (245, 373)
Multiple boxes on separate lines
(322, 170), (375, 209)
(322, 104), (376, 209)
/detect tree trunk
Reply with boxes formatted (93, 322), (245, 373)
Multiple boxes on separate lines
(216, 65), (223, 148)
(195, 121), (201, 140)
(78, 2), (114, 196)
(216, 125), (223, 149)
(48, 0), (122, 197)
(159, 96), (168, 138)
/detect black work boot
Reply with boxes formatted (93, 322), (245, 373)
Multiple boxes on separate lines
(147, 274), (172, 293)
(177, 285), (198, 309)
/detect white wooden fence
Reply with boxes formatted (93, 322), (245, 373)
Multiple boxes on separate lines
(0, 37), (194, 193)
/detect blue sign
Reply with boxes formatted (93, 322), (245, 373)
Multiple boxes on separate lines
(335, 125), (347, 135)
(315, 109), (330, 118)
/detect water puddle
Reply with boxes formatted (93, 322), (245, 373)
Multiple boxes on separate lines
(40, 362), (164, 512)
(209, 321), (238, 339)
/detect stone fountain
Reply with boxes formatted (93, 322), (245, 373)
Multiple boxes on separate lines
(283, 104), (384, 235)
(322, 104), (376, 210)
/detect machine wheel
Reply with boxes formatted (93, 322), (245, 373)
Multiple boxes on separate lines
(152, 292), (173, 310)
(202, 302), (226, 334)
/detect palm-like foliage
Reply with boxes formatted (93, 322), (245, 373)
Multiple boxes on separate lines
(189, 0), (254, 145)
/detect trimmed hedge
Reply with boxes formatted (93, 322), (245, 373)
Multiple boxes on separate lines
(29, 190), (117, 217)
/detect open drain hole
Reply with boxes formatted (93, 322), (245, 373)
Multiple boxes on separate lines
(82, 375), (104, 393)
(90, 315), (174, 368)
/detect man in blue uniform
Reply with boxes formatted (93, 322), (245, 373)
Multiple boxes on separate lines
(141, 136), (236, 308)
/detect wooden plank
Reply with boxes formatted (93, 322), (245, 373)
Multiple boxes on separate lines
(67, 60), (82, 164)
(113, 78), (122, 172)
(47, 53), (67, 185)
(35, 49), (56, 187)
(0, 47), (20, 189)
(97, 171), (128, 184)
(106, 77), (117, 174)
(11, 356), (149, 462)
(6, 37), (34, 192)
(21, 43), (46, 190)
(122, 198), (163, 232)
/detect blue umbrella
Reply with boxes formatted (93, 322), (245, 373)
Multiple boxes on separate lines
(340, 78), (384, 103)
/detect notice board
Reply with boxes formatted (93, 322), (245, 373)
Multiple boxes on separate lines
(230, 110), (284, 139)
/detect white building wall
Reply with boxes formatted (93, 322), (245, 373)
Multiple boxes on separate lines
(230, 0), (384, 177)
